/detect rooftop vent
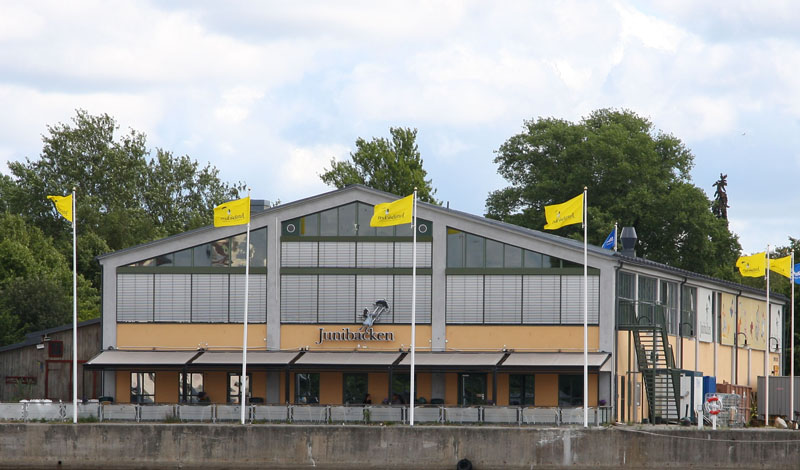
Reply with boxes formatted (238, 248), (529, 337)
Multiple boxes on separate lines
(620, 227), (638, 257)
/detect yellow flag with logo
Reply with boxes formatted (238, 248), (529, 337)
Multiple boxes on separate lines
(370, 194), (413, 227)
(736, 252), (766, 277)
(544, 193), (583, 230)
(214, 196), (250, 227)
(47, 194), (73, 222)
(769, 255), (792, 278)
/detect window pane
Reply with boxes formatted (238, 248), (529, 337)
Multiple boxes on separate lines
(338, 203), (357, 236)
(459, 373), (487, 405)
(395, 223), (411, 237)
(211, 239), (230, 267)
(447, 229), (465, 268)
(357, 203), (376, 236)
(230, 233), (248, 267)
(465, 234), (485, 268)
(193, 244), (212, 267)
(179, 373), (205, 403)
(320, 208), (338, 236)
(173, 248), (193, 267)
(250, 227), (267, 267)
(343, 373), (368, 405)
(227, 373), (251, 404)
(485, 239), (503, 268)
(504, 245), (522, 268)
(296, 373), (320, 404)
(155, 254), (173, 266)
(509, 374), (534, 406)
(301, 214), (319, 236)
(524, 250), (542, 268)
(558, 375), (582, 407)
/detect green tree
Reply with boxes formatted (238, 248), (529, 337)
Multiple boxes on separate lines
(0, 213), (98, 346)
(486, 108), (741, 278)
(320, 127), (439, 204)
(6, 110), (245, 286)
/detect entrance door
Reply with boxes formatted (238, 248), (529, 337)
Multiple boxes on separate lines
(458, 373), (487, 405)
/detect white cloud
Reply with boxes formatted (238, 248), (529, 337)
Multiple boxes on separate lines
(213, 87), (265, 124)
(280, 144), (350, 193)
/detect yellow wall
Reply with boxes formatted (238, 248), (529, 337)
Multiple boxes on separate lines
(205, 371), (227, 403)
(535, 374), (558, 406)
(446, 326), (599, 351)
(697, 341), (715, 376)
(415, 373), (432, 403)
(368, 373), (388, 403)
(155, 371), (179, 403)
(115, 371), (131, 404)
(496, 374), (509, 406)
(320, 372), (341, 405)
(117, 324), (267, 350)
(445, 373), (458, 404)
(281, 324), (432, 351)
(716, 346), (732, 384)
(252, 372), (266, 402)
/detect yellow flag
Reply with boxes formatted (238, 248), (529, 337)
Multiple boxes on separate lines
(736, 252), (766, 277)
(214, 196), (250, 227)
(769, 255), (792, 278)
(544, 193), (583, 230)
(47, 194), (73, 222)
(370, 194), (413, 227)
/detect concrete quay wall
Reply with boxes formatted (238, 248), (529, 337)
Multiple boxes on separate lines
(1, 423), (799, 469)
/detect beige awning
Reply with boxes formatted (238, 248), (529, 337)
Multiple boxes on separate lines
(397, 352), (506, 368)
(84, 350), (199, 369)
(190, 351), (301, 367)
(292, 351), (403, 367)
(500, 352), (611, 370)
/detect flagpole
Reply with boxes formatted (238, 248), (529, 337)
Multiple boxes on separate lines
(583, 186), (588, 428)
(791, 251), (795, 424)
(410, 188), (417, 426)
(613, 222), (618, 252)
(71, 188), (77, 424)
(766, 245), (770, 426)
(240, 189), (252, 425)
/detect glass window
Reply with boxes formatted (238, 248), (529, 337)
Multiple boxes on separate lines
(524, 250), (542, 268)
(48, 341), (63, 358)
(391, 373), (419, 404)
(231, 233), (248, 267)
(173, 248), (193, 266)
(542, 254), (557, 268)
(155, 254), (173, 266)
(447, 229), (465, 268)
(210, 239), (230, 267)
(617, 271), (636, 325)
(661, 280), (679, 335)
(681, 285), (697, 338)
(509, 374), (535, 406)
(193, 244), (212, 267)
(561, 260), (581, 268)
(343, 373), (368, 405)
(227, 373), (251, 404)
(504, 245), (522, 268)
(485, 239), (504, 268)
(357, 203), (376, 237)
(295, 373), (320, 404)
(338, 203), (357, 236)
(130, 372), (156, 404)
(250, 227), (267, 267)
(459, 373), (487, 405)
(638, 276), (657, 325)
(558, 375), (583, 407)
(301, 213), (319, 236)
(465, 234), (485, 268)
(320, 208), (338, 236)
(179, 373), (204, 403)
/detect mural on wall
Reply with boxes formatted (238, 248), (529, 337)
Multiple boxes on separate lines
(720, 292), (736, 346)
(698, 288), (714, 343)
(738, 297), (767, 350)
(770, 304), (782, 353)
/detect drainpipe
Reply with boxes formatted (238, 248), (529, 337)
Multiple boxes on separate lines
(613, 259), (622, 423)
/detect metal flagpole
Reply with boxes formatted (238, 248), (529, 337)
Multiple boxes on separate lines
(791, 251), (795, 424)
(71, 188), (78, 424)
(765, 246), (770, 426)
(410, 189), (417, 426)
(613, 222), (618, 252)
(240, 189), (252, 425)
(583, 187), (588, 428)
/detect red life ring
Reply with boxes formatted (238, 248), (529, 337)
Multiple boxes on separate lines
(706, 395), (722, 416)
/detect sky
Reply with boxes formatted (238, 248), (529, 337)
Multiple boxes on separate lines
(1, 0), (799, 255)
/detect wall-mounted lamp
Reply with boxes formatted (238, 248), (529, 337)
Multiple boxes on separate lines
(735, 332), (748, 349)
(769, 337), (780, 352)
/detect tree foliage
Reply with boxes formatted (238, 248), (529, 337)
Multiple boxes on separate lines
(320, 127), (439, 204)
(486, 108), (741, 278)
(6, 110), (245, 286)
(0, 213), (98, 346)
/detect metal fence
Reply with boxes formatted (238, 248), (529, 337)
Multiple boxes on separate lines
(702, 393), (746, 428)
(0, 402), (612, 426)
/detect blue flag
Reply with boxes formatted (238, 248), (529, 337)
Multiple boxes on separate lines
(794, 263), (800, 285)
(602, 228), (615, 250)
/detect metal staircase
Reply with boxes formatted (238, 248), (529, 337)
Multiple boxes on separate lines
(619, 302), (681, 424)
